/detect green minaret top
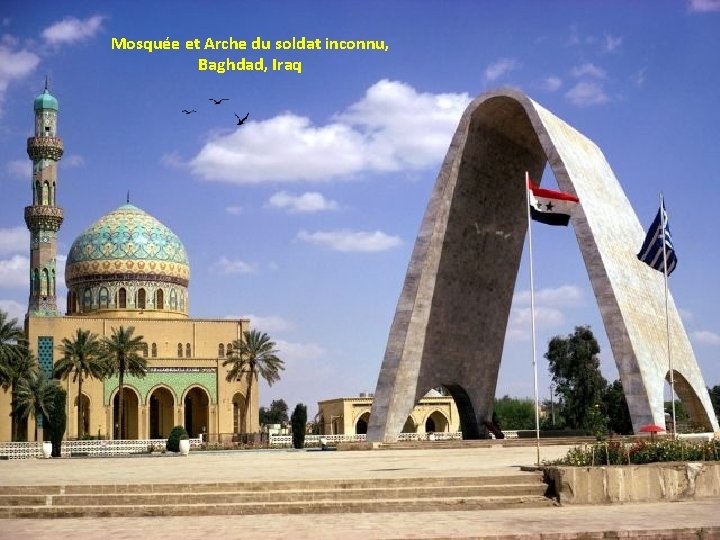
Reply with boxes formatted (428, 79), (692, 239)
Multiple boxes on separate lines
(34, 78), (58, 111)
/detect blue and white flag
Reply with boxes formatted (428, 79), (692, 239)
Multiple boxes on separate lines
(637, 200), (677, 275)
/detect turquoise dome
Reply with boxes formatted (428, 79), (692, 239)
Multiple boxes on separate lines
(34, 89), (58, 111)
(65, 204), (190, 287)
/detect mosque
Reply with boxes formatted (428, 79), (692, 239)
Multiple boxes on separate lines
(0, 85), (254, 442)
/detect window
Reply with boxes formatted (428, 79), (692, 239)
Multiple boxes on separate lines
(151, 343), (157, 358)
(180, 292), (185, 311)
(82, 288), (92, 311)
(141, 343), (148, 358)
(118, 288), (127, 309)
(218, 343), (225, 358)
(42, 181), (49, 205)
(177, 343), (183, 358)
(41, 269), (49, 296)
(98, 287), (109, 309)
(169, 289), (177, 310)
(226, 343), (233, 356)
(32, 269), (40, 295)
(155, 289), (164, 310)
(186, 343), (191, 358)
(137, 288), (146, 309)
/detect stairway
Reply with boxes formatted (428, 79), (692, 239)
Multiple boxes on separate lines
(0, 472), (555, 518)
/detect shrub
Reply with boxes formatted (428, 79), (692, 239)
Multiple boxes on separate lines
(166, 425), (189, 452)
(545, 438), (720, 466)
(291, 403), (307, 449)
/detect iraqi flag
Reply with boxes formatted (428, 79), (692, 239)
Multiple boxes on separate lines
(528, 181), (579, 226)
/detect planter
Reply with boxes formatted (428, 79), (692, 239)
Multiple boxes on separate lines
(178, 439), (190, 456)
(42, 441), (52, 459)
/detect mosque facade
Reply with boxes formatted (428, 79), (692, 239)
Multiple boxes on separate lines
(0, 86), (255, 442)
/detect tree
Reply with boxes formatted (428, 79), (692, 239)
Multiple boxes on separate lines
(601, 380), (633, 435)
(46, 385), (67, 457)
(291, 403), (307, 449)
(0, 310), (26, 387)
(13, 369), (56, 442)
(260, 399), (289, 425)
(545, 325), (607, 433)
(0, 310), (31, 440)
(493, 396), (536, 430)
(709, 385), (720, 422)
(223, 330), (285, 434)
(102, 326), (146, 439)
(54, 328), (105, 438)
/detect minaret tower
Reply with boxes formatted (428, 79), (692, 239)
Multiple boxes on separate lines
(25, 79), (64, 316)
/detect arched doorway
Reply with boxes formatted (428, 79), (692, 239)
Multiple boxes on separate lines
(232, 392), (246, 434)
(665, 370), (716, 433)
(149, 387), (175, 439)
(184, 387), (209, 438)
(355, 412), (370, 435)
(401, 416), (416, 433)
(74, 393), (91, 437)
(425, 411), (449, 433)
(113, 387), (139, 439)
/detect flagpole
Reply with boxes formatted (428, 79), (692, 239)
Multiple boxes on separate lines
(526, 171), (541, 466)
(660, 192), (676, 438)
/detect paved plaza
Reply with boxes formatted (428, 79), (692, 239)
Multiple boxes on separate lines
(1, 445), (719, 539)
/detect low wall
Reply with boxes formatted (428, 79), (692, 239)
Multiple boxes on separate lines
(545, 462), (720, 505)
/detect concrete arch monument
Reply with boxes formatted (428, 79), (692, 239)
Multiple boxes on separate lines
(367, 89), (719, 442)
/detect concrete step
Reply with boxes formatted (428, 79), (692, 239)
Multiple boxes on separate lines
(0, 494), (557, 518)
(0, 471), (555, 518)
(1, 473), (544, 495)
(0, 483), (547, 507)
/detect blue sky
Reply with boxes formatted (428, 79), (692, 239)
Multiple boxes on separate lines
(1, 1), (719, 414)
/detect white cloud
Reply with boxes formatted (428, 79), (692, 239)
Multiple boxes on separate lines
(506, 306), (566, 342)
(42, 15), (104, 45)
(6, 159), (30, 178)
(513, 285), (583, 307)
(484, 58), (519, 81)
(540, 77), (562, 92)
(0, 254), (29, 288)
(276, 339), (327, 362)
(0, 226), (28, 255)
(225, 205), (243, 215)
(62, 154), (85, 167)
(216, 256), (255, 274)
(297, 229), (401, 252)
(690, 330), (720, 345)
(677, 308), (694, 322)
(565, 81), (609, 106)
(268, 191), (339, 213)
(571, 63), (607, 79)
(0, 299), (24, 321)
(0, 42), (40, 113)
(189, 80), (470, 183)
(633, 68), (647, 87)
(689, 0), (720, 11)
(603, 35), (623, 53)
(242, 315), (296, 334)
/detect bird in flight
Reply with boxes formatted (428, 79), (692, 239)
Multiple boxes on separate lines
(181, 109), (197, 114)
(235, 112), (249, 125)
(209, 98), (229, 104)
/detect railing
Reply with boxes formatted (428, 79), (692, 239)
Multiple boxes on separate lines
(268, 432), (468, 447)
(0, 439), (202, 459)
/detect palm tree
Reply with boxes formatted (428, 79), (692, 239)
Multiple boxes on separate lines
(54, 328), (105, 438)
(223, 330), (285, 434)
(0, 310), (26, 389)
(102, 326), (146, 439)
(0, 310), (31, 441)
(13, 368), (55, 442)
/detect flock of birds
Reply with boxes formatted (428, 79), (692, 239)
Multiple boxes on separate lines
(182, 98), (249, 125)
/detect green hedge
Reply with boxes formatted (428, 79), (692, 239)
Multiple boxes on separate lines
(166, 425), (189, 452)
(546, 438), (720, 466)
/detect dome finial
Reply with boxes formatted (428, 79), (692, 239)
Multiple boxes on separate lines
(44, 75), (49, 92)
(127, 190), (130, 204)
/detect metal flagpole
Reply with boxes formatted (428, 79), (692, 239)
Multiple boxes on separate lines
(660, 192), (676, 438)
(526, 171), (541, 465)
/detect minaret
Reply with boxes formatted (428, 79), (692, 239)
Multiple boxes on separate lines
(25, 79), (64, 316)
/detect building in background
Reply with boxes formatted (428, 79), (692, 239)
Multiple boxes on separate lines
(0, 85), (254, 442)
